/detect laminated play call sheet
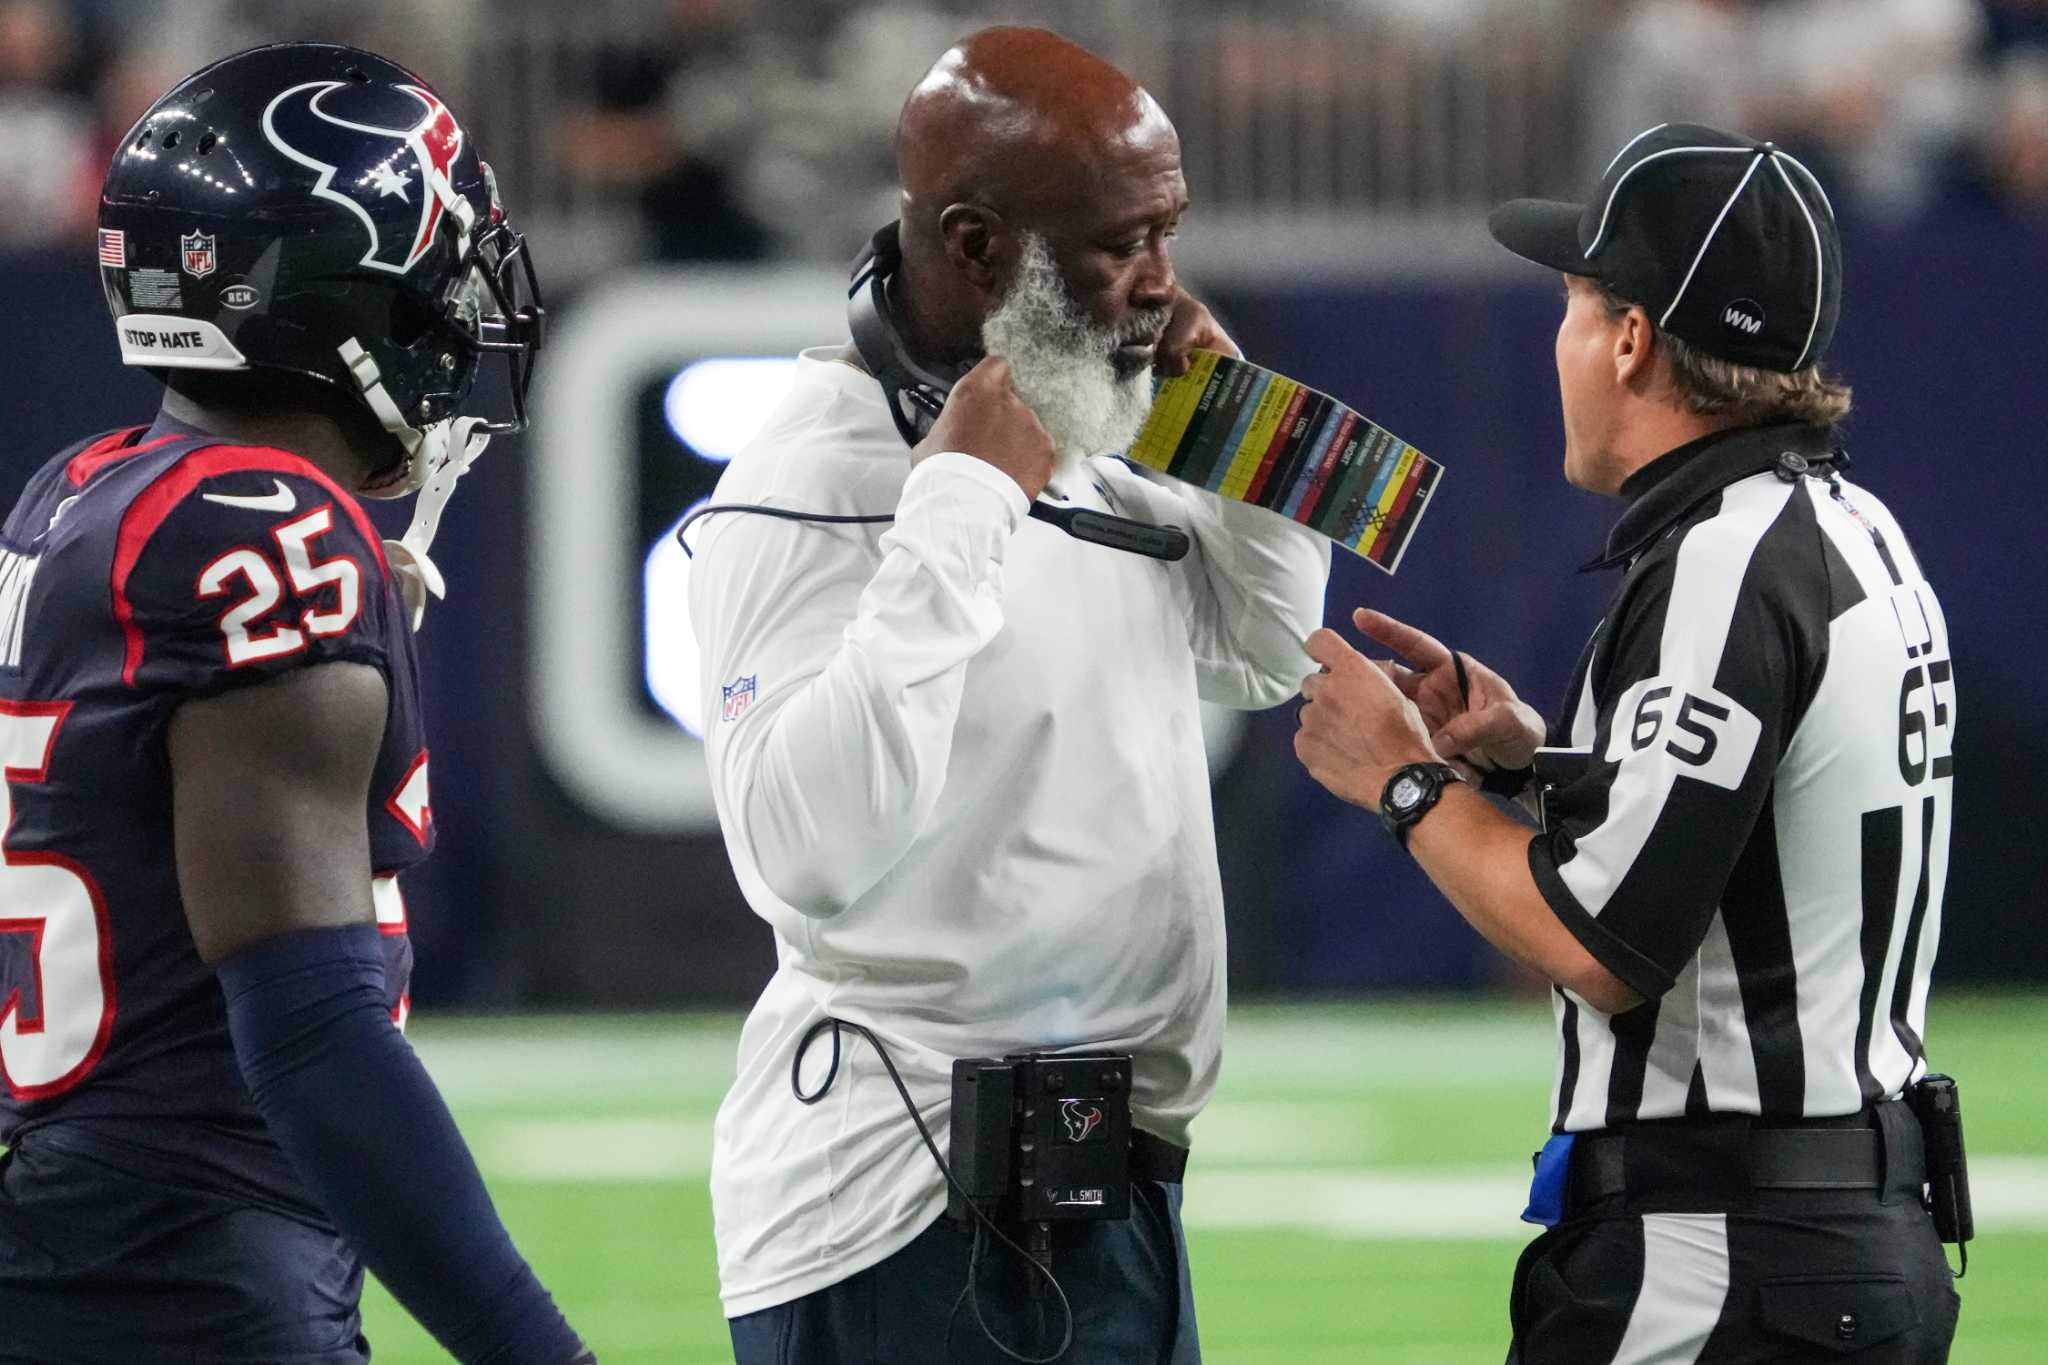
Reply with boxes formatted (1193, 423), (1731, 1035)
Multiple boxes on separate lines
(1125, 352), (1443, 574)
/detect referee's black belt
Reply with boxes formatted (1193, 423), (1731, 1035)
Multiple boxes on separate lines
(1566, 1100), (1925, 1218)
(1133, 1129), (1190, 1185)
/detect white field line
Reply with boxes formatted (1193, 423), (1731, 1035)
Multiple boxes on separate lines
(466, 1117), (2048, 1238)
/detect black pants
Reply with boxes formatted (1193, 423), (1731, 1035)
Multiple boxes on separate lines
(0, 1135), (368, 1365)
(1507, 1126), (1959, 1363)
(729, 1180), (1199, 1365)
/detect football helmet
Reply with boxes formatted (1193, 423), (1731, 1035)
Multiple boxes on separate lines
(97, 43), (544, 494)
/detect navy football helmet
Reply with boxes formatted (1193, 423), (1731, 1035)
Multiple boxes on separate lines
(98, 43), (543, 491)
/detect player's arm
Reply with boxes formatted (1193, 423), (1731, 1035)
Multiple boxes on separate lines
(170, 659), (592, 1362)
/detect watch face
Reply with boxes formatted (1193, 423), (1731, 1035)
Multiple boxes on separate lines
(1390, 775), (1425, 811)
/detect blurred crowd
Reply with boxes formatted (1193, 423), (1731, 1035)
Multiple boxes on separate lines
(3, 0), (2045, 258)
(1588, 0), (2048, 222)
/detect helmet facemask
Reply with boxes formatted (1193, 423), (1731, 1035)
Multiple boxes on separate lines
(360, 170), (546, 628)
(343, 169), (545, 495)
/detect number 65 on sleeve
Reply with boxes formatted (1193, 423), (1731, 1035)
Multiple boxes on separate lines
(1602, 675), (1763, 792)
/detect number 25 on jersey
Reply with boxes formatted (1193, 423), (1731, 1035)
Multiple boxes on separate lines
(197, 505), (362, 667)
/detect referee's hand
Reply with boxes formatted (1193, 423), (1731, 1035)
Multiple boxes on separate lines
(1295, 628), (1439, 807)
(1351, 609), (1545, 778)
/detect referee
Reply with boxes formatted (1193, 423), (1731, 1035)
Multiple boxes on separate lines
(1293, 124), (1963, 1361)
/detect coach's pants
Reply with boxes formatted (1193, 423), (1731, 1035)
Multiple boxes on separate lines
(1506, 1187), (1959, 1363)
(729, 1179), (1199, 1365)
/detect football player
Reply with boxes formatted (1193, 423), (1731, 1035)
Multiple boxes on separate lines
(0, 43), (591, 1364)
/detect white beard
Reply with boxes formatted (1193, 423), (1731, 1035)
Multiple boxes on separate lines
(979, 233), (1166, 479)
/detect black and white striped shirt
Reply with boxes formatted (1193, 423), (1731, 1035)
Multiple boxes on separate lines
(1528, 422), (1952, 1132)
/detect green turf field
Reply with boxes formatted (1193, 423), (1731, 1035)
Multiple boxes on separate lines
(362, 994), (2048, 1362)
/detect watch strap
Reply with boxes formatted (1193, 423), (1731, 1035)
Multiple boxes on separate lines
(1379, 762), (1462, 847)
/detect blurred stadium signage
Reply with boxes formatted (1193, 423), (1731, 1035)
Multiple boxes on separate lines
(529, 267), (844, 832)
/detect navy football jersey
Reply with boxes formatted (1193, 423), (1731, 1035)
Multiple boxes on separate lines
(0, 417), (431, 1215)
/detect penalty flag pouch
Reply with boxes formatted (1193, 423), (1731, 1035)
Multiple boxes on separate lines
(1125, 351), (1446, 574)
(1523, 1133), (1577, 1228)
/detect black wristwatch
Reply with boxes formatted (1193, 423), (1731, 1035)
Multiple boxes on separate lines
(1378, 762), (1462, 847)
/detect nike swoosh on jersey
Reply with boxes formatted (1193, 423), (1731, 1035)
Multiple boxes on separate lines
(201, 478), (297, 513)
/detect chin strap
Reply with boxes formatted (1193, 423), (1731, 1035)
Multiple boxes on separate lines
(337, 327), (493, 633)
(383, 416), (491, 632)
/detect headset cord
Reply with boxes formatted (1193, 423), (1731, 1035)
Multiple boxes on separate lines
(674, 498), (1189, 562)
(674, 503), (894, 557)
(792, 1017), (1075, 1363)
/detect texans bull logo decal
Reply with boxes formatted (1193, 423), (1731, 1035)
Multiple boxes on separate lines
(261, 80), (466, 275)
(1060, 1099), (1105, 1143)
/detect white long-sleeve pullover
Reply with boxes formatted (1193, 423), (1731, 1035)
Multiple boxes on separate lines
(690, 350), (1330, 1316)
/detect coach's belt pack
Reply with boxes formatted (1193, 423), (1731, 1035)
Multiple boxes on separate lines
(948, 1052), (1142, 1225)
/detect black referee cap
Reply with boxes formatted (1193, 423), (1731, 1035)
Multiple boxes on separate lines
(1490, 123), (1842, 373)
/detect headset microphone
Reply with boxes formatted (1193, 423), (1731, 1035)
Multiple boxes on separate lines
(848, 224), (1189, 563)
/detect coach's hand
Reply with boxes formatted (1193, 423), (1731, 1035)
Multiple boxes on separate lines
(1353, 609), (1545, 779)
(1296, 628), (1441, 807)
(915, 356), (1058, 501)
(1156, 288), (1241, 377)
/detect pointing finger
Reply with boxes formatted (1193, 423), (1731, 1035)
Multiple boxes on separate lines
(1353, 608), (1452, 670)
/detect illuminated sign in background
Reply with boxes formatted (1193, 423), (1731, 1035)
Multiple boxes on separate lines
(530, 268), (848, 832)
(642, 357), (802, 737)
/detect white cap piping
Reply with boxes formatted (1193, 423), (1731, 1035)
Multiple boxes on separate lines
(1660, 152), (1767, 328)
(1584, 145), (1754, 260)
(1769, 155), (1828, 370)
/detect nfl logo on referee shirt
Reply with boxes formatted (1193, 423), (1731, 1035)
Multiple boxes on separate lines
(721, 675), (757, 722)
(180, 231), (217, 279)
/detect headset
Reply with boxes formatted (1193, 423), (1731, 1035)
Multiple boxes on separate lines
(675, 223), (1190, 562)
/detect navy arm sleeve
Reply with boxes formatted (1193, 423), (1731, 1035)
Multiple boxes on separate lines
(217, 925), (593, 1365)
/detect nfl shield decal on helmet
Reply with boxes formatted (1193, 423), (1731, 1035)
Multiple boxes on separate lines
(180, 231), (216, 278)
(722, 675), (757, 723)
(260, 79), (468, 275)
